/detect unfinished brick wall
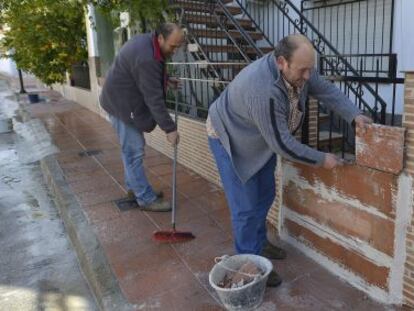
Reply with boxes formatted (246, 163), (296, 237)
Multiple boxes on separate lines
(403, 71), (414, 307)
(281, 124), (410, 304)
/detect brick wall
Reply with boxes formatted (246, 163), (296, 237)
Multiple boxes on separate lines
(307, 98), (318, 149)
(403, 71), (414, 307)
(281, 123), (410, 304)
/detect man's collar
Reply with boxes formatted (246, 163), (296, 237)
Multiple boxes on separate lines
(152, 33), (164, 62)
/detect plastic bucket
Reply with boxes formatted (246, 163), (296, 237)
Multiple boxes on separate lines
(209, 254), (273, 311)
(28, 93), (39, 104)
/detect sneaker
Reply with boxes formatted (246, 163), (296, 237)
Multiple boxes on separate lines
(127, 189), (163, 200)
(260, 241), (287, 260)
(266, 270), (282, 287)
(139, 198), (171, 212)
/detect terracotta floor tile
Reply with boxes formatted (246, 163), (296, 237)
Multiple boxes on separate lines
(81, 140), (117, 151)
(132, 276), (222, 311)
(160, 186), (190, 206)
(75, 185), (124, 206)
(62, 166), (106, 182)
(193, 191), (228, 213)
(144, 155), (172, 168)
(149, 199), (206, 228)
(149, 162), (186, 176)
(144, 146), (163, 158)
(207, 207), (233, 236)
(60, 160), (101, 175)
(83, 202), (121, 224)
(173, 231), (234, 274)
(179, 179), (220, 199)
(63, 170), (109, 184)
(119, 260), (196, 303)
(94, 212), (155, 246)
(158, 169), (202, 186)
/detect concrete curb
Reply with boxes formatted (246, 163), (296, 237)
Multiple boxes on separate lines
(40, 155), (133, 311)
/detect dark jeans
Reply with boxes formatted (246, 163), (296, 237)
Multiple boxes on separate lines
(208, 137), (276, 254)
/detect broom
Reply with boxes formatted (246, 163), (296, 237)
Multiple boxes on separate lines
(153, 88), (195, 243)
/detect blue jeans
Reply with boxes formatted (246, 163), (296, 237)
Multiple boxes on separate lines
(109, 115), (157, 205)
(208, 137), (276, 254)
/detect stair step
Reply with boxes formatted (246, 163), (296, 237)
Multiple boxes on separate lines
(319, 131), (343, 140)
(201, 44), (273, 55)
(319, 112), (330, 123)
(174, 1), (242, 15)
(191, 28), (264, 41)
(318, 131), (343, 150)
(184, 13), (255, 30)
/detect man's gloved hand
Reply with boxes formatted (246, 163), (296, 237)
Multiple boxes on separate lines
(354, 114), (373, 134)
(166, 130), (180, 146)
(323, 153), (344, 169)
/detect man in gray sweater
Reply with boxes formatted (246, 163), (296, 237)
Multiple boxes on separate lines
(207, 34), (372, 286)
(100, 23), (184, 211)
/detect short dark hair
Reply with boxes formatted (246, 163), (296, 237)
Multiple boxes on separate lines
(155, 23), (180, 39)
(274, 34), (311, 62)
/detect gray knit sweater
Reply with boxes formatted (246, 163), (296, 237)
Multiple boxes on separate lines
(208, 52), (361, 183)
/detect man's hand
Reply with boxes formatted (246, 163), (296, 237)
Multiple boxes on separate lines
(354, 114), (373, 134)
(166, 130), (179, 146)
(323, 153), (344, 169)
(168, 77), (182, 90)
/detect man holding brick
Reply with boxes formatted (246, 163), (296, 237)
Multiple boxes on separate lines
(207, 34), (372, 287)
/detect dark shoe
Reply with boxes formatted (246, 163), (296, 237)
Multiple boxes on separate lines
(127, 189), (163, 200)
(260, 241), (287, 260)
(139, 198), (171, 212)
(266, 270), (282, 287)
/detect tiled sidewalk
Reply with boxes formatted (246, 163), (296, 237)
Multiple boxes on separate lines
(28, 93), (408, 311)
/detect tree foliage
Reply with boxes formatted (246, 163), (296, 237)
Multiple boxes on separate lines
(86, 0), (170, 31)
(0, 0), (169, 85)
(0, 0), (88, 85)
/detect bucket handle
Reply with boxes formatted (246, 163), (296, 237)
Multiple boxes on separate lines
(214, 255), (230, 264)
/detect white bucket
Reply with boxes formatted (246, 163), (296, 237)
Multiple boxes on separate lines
(209, 254), (273, 311)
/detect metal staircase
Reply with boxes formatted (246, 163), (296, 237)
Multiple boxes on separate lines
(169, 0), (401, 155)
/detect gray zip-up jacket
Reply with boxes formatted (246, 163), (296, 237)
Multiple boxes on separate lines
(100, 33), (176, 133)
(208, 52), (361, 183)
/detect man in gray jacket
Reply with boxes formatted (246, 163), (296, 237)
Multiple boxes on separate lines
(100, 23), (184, 211)
(207, 34), (372, 286)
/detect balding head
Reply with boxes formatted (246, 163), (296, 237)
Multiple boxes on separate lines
(156, 23), (185, 59)
(274, 34), (314, 62)
(275, 34), (316, 88)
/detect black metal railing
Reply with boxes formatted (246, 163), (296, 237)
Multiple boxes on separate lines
(171, 0), (271, 112)
(171, 0), (404, 156)
(236, 0), (392, 122)
(301, 0), (395, 80)
(70, 63), (91, 90)
(166, 62), (248, 119)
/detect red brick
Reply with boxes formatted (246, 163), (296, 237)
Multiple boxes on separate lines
(355, 124), (405, 174)
(285, 219), (389, 288)
(284, 182), (395, 256)
(289, 162), (398, 217)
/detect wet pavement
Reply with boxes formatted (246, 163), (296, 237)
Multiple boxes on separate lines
(0, 80), (97, 311)
(8, 77), (412, 310)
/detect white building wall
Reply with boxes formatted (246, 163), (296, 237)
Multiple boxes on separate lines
(237, 0), (411, 115)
